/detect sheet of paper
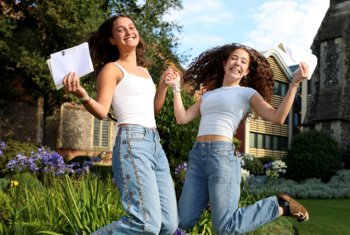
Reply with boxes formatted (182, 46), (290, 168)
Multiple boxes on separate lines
(48, 42), (94, 89)
(278, 43), (317, 80)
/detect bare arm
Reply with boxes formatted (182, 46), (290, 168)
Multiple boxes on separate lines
(164, 69), (201, 124)
(250, 62), (309, 124)
(154, 79), (169, 117)
(63, 62), (121, 120)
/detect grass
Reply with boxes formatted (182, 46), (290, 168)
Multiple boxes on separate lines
(292, 199), (350, 235)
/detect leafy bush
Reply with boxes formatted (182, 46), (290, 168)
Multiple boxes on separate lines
(249, 170), (350, 199)
(342, 152), (350, 169)
(0, 189), (12, 222)
(285, 130), (343, 182)
(156, 90), (199, 196)
(241, 154), (264, 175)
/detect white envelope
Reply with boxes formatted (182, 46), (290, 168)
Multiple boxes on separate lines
(47, 42), (94, 89)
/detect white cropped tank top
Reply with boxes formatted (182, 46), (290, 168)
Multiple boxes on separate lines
(112, 63), (156, 128)
(197, 85), (257, 139)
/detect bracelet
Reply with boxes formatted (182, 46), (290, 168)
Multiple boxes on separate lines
(80, 94), (91, 104)
(173, 84), (181, 93)
(290, 82), (300, 88)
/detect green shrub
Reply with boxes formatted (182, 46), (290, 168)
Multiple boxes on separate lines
(0, 189), (12, 222)
(241, 154), (264, 175)
(156, 90), (199, 197)
(285, 130), (343, 182)
(342, 152), (350, 169)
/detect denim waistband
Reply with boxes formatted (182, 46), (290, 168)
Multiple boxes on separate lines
(118, 124), (158, 135)
(194, 141), (234, 148)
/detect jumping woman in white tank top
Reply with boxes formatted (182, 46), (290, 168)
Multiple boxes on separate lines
(63, 14), (178, 235)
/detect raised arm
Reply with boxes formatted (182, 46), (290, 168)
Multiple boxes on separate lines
(62, 62), (120, 120)
(164, 69), (201, 124)
(250, 62), (309, 124)
(154, 78), (169, 117)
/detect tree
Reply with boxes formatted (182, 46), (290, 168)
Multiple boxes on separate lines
(0, 0), (185, 143)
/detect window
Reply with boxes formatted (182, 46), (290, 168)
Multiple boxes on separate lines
(274, 81), (288, 97)
(250, 132), (288, 151)
(93, 118), (110, 148)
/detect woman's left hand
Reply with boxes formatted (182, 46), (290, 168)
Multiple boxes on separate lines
(291, 61), (309, 86)
(162, 68), (181, 87)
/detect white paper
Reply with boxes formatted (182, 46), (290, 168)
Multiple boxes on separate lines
(47, 42), (94, 89)
(278, 43), (317, 80)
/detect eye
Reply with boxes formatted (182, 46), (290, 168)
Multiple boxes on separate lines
(231, 55), (238, 61)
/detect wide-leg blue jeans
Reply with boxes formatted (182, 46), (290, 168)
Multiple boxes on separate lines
(91, 125), (178, 235)
(178, 141), (279, 235)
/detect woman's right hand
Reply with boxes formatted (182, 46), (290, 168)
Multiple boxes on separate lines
(62, 72), (88, 99)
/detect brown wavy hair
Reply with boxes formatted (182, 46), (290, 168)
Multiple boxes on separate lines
(87, 14), (147, 75)
(183, 43), (274, 103)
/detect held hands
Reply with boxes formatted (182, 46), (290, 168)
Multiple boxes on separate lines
(291, 61), (309, 87)
(62, 72), (90, 102)
(162, 68), (181, 93)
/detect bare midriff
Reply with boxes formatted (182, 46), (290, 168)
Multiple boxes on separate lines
(196, 135), (232, 143)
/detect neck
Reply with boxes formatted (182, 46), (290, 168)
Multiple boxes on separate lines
(118, 50), (138, 66)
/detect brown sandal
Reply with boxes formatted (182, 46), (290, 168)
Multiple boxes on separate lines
(278, 194), (309, 222)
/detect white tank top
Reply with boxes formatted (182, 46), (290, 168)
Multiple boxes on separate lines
(111, 63), (156, 128)
(197, 85), (256, 139)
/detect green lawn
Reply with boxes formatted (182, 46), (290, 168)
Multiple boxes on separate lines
(292, 199), (350, 235)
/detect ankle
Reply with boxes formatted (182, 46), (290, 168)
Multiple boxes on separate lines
(278, 197), (291, 216)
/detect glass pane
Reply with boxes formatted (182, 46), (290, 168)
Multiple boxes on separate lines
(93, 118), (100, 146)
(249, 133), (255, 147)
(265, 135), (271, 150)
(257, 134), (263, 148)
(101, 120), (109, 147)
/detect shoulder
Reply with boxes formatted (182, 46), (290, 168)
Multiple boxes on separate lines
(99, 62), (123, 82)
(240, 86), (257, 97)
(138, 66), (152, 78)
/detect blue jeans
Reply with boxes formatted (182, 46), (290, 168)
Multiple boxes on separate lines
(178, 141), (279, 235)
(91, 125), (178, 235)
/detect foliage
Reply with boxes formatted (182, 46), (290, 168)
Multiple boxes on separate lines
(285, 130), (343, 182)
(0, 139), (37, 177)
(0, 0), (184, 114)
(263, 159), (287, 180)
(240, 153), (264, 176)
(0, 173), (123, 234)
(0, 189), (11, 222)
(156, 89), (199, 195)
(249, 170), (350, 199)
(342, 151), (350, 169)
(4, 144), (100, 177)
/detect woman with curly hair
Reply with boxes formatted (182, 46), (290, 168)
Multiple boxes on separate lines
(164, 43), (309, 235)
(63, 14), (178, 235)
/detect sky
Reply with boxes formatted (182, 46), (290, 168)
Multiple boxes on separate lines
(164, 0), (330, 67)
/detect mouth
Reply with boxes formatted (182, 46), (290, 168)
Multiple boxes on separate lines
(230, 67), (241, 75)
(124, 35), (136, 41)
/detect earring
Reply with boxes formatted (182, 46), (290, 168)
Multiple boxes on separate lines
(243, 75), (248, 80)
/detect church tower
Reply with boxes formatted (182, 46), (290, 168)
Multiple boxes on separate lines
(304, 0), (350, 148)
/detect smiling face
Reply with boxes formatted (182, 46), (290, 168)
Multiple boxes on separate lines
(109, 16), (140, 51)
(222, 48), (251, 86)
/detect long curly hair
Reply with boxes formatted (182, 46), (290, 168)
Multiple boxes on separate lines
(87, 14), (147, 75)
(183, 43), (274, 103)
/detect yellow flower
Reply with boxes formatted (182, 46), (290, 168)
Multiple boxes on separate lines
(10, 180), (19, 187)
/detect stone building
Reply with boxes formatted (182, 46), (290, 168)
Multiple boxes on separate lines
(303, 0), (350, 149)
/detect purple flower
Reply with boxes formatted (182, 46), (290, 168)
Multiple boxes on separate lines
(173, 228), (186, 235)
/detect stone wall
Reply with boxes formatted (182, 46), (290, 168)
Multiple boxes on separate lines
(0, 98), (43, 144)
